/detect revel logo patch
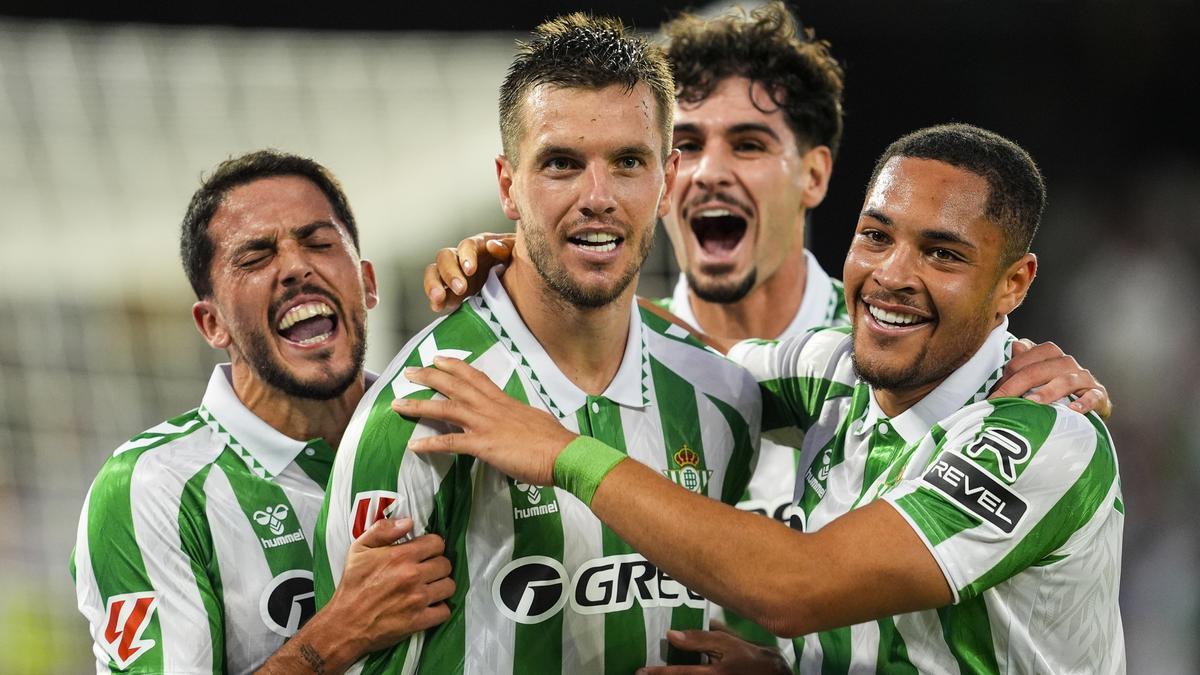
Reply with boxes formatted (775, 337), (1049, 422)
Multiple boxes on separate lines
(260, 570), (315, 636)
(923, 452), (1028, 534)
(966, 428), (1031, 483)
(101, 592), (158, 668)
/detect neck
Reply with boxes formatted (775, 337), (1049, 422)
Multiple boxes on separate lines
(872, 380), (941, 419)
(502, 256), (632, 397)
(688, 242), (807, 341)
(228, 362), (365, 449)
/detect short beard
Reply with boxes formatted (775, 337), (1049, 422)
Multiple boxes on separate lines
(850, 339), (954, 391)
(686, 267), (757, 304)
(526, 221), (654, 309)
(241, 312), (367, 401)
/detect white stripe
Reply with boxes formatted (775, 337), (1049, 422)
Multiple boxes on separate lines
(113, 418), (204, 456)
(127, 436), (221, 673)
(464, 461), (516, 674)
(204, 465), (276, 674)
(848, 620), (880, 674)
(894, 610), (961, 674)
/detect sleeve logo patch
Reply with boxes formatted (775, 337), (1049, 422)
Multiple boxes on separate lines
(923, 452), (1028, 534)
(101, 591), (158, 668)
(965, 427), (1031, 483)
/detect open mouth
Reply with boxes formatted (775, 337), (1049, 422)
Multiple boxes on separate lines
(568, 232), (623, 253)
(690, 208), (747, 256)
(866, 304), (932, 329)
(276, 300), (339, 346)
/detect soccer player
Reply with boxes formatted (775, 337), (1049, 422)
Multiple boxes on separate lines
(313, 15), (761, 672)
(71, 151), (455, 674)
(396, 124), (1125, 673)
(424, 2), (1108, 657)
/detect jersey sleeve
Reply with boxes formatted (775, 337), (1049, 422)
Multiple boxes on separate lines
(725, 327), (855, 442)
(881, 399), (1119, 603)
(72, 450), (223, 674)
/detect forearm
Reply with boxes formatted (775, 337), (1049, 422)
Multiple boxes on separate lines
(255, 604), (366, 675)
(586, 452), (950, 637)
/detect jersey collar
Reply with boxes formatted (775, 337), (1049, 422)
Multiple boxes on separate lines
(198, 364), (377, 478)
(477, 266), (649, 418)
(669, 249), (835, 339)
(857, 318), (1013, 444)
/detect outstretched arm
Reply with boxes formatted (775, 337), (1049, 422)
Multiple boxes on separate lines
(392, 358), (950, 638)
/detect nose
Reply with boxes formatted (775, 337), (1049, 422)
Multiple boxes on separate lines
(277, 242), (313, 287)
(579, 163), (617, 218)
(690, 144), (733, 192)
(871, 244), (920, 294)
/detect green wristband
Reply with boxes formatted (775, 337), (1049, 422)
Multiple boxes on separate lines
(553, 436), (626, 507)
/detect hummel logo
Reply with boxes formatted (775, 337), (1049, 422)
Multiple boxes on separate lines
(515, 481), (542, 505)
(254, 504), (290, 535)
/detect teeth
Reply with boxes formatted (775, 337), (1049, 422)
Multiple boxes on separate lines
(296, 332), (332, 345)
(868, 305), (923, 326)
(581, 232), (618, 243)
(277, 301), (334, 331)
(697, 208), (733, 218)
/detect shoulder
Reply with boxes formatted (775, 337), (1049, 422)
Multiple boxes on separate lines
(93, 410), (218, 501)
(728, 325), (854, 386)
(642, 314), (760, 412)
(936, 397), (1116, 487)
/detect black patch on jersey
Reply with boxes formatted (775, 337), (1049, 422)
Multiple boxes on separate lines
(966, 427), (1032, 483)
(261, 570), (315, 636)
(496, 560), (566, 623)
(923, 452), (1028, 534)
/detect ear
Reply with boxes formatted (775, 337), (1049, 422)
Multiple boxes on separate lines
(497, 155), (521, 221)
(361, 259), (379, 310)
(799, 145), (834, 209)
(192, 299), (232, 350)
(657, 149), (681, 219)
(995, 252), (1037, 317)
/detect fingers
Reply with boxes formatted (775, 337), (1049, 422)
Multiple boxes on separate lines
(990, 355), (1077, 400)
(352, 517), (414, 551)
(1069, 387), (1111, 418)
(667, 628), (727, 653)
(456, 236), (484, 278)
(1002, 340), (1061, 376)
(409, 601), (453, 634)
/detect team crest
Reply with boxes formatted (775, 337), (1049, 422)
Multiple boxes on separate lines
(662, 444), (712, 494)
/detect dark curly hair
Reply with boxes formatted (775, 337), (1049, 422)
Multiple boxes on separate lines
(868, 124), (1047, 265)
(498, 13), (675, 164)
(663, 1), (845, 157)
(179, 149), (359, 299)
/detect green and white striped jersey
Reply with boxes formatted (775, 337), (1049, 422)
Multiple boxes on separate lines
(316, 268), (761, 674)
(71, 365), (344, 674)
(662, 249), (847, 651)
(727, 320), (1125, 674)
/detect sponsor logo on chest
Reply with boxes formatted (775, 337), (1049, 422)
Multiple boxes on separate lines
(512, 480), (560, 520)
(493, 554), (704, 624)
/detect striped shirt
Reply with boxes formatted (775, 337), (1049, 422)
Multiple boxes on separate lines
(71, 365), (354, 674)
(662, 249), (848, 651)
(727, 320), (1125, 674)
(316, 268), (761, 674)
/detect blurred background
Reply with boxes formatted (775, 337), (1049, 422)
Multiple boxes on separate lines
(0, 1), (1196, 671)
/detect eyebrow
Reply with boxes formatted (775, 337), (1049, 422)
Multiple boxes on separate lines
(534, 145), (585, 164)
(861, 209), (978, 250)
(726, 122), (781, 142)
(228, 221), (336, 257)
(611, 144), (655, 160)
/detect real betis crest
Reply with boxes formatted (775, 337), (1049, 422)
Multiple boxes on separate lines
(663, 443), (712, 494)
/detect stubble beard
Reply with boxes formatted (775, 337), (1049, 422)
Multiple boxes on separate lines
(525, 220), (654, 309)
(240, 310), (367, 401)
(849, 313), (992, 394)
(686, 267), (757, 304)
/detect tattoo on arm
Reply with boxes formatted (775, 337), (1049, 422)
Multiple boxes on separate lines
(299, 643), (327, 674)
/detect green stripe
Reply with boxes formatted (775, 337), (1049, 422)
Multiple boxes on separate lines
(648, 356), (706, 666)
(816, 627), (850, 675)
(580, 398), (648, 674)
(505, 373), (564, 675)
(86, 448), (164, 673)
(875, 616), (918, 673)
(938, 598), (999, 674)
(759, 376), (854, 434)
(894, 487), (980, 547)
(967, 400), (1057, 484)
(797, 386), (868, 520)
(293, 439), (334, 488)
(705, 395), (756, 505)
(214, 452), (310, 577)
(179, 465), (225, 671)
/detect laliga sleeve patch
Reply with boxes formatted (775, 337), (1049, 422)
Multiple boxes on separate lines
(923, 452), (1028, 534)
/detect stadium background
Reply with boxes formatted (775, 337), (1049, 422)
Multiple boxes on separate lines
(0, 1), (1196, 671)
